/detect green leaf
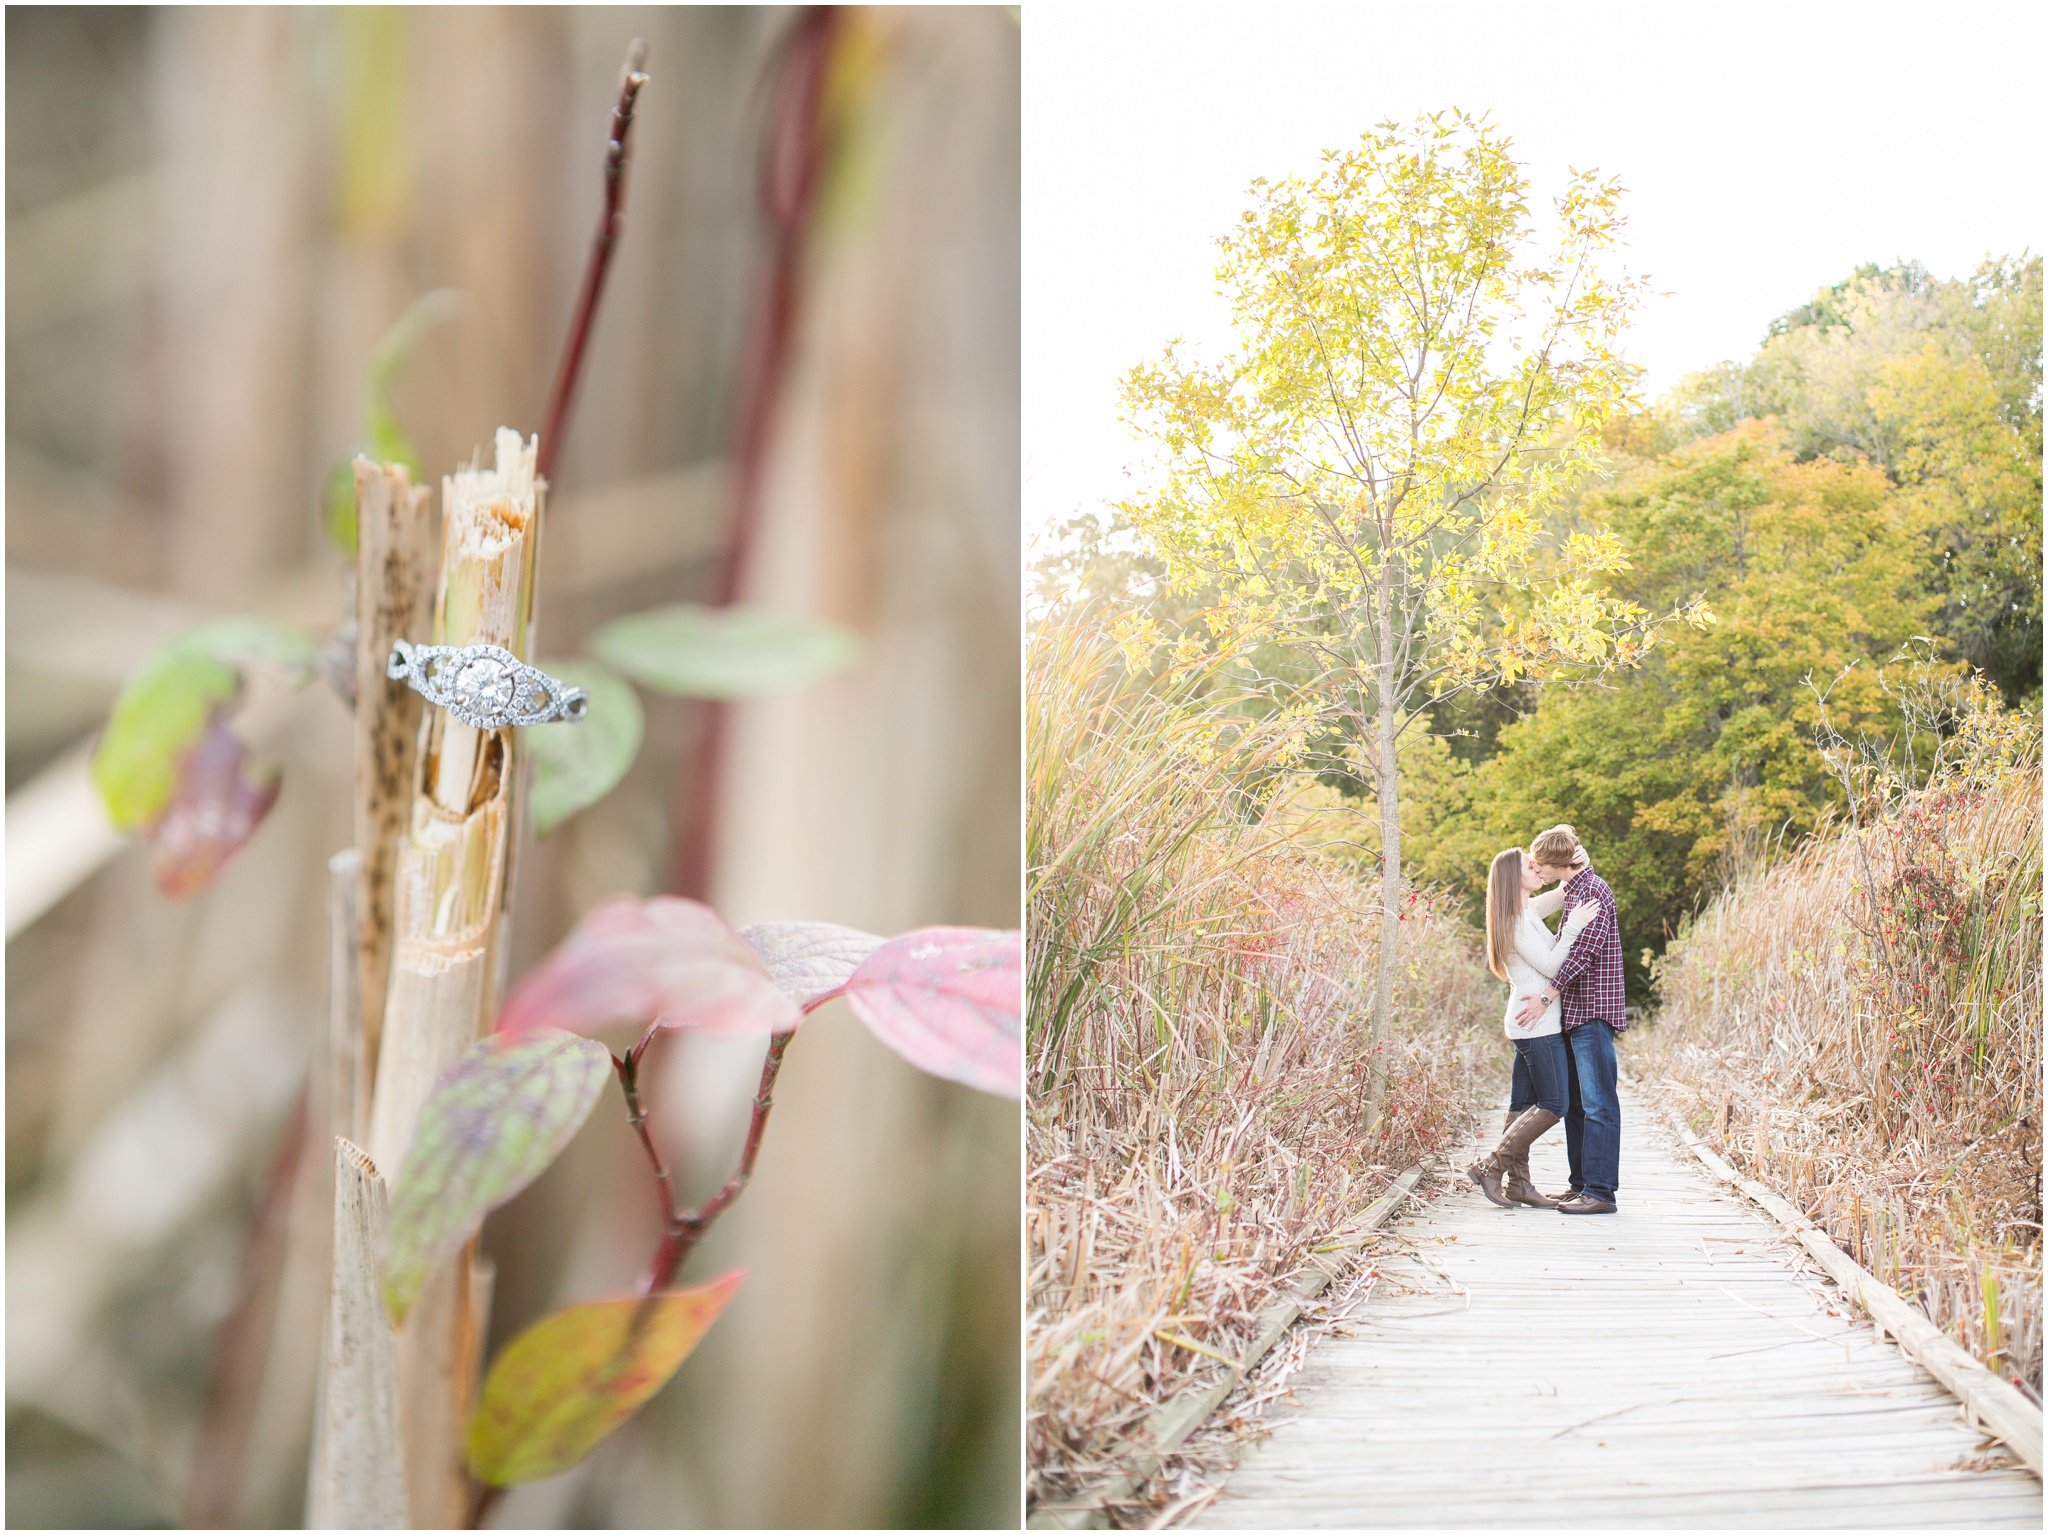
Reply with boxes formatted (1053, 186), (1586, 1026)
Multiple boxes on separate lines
(324, 288), (466, 555)
(324, 461), (358, 556)
(525, 658), (644, 838)
(590, 603), (861, 699)
(468, 1274), (743, 1485)
(92, 619), (318, 831)
(382, 1029), (615, 1325)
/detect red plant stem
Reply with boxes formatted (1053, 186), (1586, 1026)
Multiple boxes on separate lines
(614, 1037), (680, 1230)
(637, 1029), (795, 1293)
(536, 39), (650, 489)
(467, 1481), (505, 1531)
(718, 8), (839, 608)
(672, 7), (840, 899)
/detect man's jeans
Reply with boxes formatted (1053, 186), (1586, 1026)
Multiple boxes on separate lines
(1562, 1020), (1620, 1203)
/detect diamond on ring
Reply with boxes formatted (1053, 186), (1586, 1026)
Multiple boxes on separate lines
(387, 639), (588, 729)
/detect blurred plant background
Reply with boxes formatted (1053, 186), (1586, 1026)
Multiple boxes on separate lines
(6, 6), (1019, 1528)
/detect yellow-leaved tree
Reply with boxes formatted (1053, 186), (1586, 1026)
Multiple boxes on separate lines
(1120, 111), (1710, 1127)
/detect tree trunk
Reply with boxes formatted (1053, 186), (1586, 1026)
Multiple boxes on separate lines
(1365, 559), (1401, 1137)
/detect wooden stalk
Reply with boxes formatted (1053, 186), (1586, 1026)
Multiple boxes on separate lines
(317, 1137), (408, 1529)
(366, 426), (538, 1528)
(353, 458), (438, 1144)
(328, 849), (365, 1147)
(308, 848), (365, 1524)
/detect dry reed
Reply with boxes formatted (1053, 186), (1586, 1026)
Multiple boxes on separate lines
(1027, 619), (1499, 1518)
(1634, 678), (2042, 1401)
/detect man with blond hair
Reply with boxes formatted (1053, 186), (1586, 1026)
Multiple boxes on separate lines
(1514, 823), (1624, 1213)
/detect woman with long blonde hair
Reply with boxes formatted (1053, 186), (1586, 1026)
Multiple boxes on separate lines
(1469, 843), (1597, 1206)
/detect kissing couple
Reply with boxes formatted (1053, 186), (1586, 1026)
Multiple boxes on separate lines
(1467, 823), (1625, 1215)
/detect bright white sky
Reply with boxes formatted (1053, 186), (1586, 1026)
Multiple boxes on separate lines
(1022, 2), (2047, 543)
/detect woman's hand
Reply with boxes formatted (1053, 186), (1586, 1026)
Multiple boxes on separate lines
(1571, 901), (1597, 919)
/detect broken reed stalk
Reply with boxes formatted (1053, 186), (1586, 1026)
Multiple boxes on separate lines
(328, 849), (366, 1148)
(353, 460), (438, 1143)
(318, 1138), (407, 1529)
(317, 42), (649, 1523)
(361, 426), (540, 1528)
(308, 849), (365, 1525)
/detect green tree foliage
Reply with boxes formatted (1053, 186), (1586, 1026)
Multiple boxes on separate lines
(1646, 258), (2042, 702)
(1392, 257), (2040, 1003)
(1407, 423), (1949, 994)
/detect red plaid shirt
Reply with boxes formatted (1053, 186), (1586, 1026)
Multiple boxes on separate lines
(1551, 865), (1627, 1033)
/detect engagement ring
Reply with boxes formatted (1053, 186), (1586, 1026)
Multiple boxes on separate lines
(387, 639), (588, 729)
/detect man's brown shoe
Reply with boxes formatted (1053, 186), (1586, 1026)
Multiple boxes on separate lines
(1556, 1193), (1617, 1215)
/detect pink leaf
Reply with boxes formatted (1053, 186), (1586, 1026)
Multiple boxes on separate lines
(497, 895), (800, 1040)
(836, 927), (1021, 1098)
(149, 717), (282, 897)
(738, 921), (883, 1007)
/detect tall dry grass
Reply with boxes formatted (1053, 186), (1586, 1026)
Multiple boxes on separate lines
(1634, 677), (2042, 1399)
(1027, 620), (1498, 1516)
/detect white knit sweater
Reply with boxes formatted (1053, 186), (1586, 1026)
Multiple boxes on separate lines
(1502, 889), (1596, 1039)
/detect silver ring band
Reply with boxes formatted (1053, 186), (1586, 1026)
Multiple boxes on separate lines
(387, 639), (588, 729)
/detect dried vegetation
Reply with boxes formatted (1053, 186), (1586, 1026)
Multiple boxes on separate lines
(1026, 621), (1499, 1518)
(1635, 667), (2042, 1400)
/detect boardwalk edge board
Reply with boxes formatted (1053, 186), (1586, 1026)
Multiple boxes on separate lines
(1633, 1075), (2043, 1480)
(1030, 1165), (1427, 1530)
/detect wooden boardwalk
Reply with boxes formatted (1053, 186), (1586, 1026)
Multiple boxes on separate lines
(1193, 1087), (2041, 1529)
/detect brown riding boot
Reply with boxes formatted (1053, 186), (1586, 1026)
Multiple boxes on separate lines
(1501, 1109), (1560, 1208)
(1504, 1156), (1559, 1207)
(1468, 1107), (1562, 1207)
(1469, 1109), (1518, 1207)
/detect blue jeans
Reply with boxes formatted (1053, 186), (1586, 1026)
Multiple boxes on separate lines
(1507, 1033), (1570, 1119)
(1562, 1020), (1620, 1203)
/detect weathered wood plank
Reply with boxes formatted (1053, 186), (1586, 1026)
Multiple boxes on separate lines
(1190, 1087), (2040, 1528)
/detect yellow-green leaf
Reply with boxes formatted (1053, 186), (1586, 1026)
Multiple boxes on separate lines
(324, 288), (465, 555)
(92, 618), (317, 831)
(467, 1274), (743, 1485)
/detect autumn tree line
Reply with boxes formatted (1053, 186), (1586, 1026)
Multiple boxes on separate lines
(1040, 250), (2041, 1002)
(1404, 254), (2040, 994)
